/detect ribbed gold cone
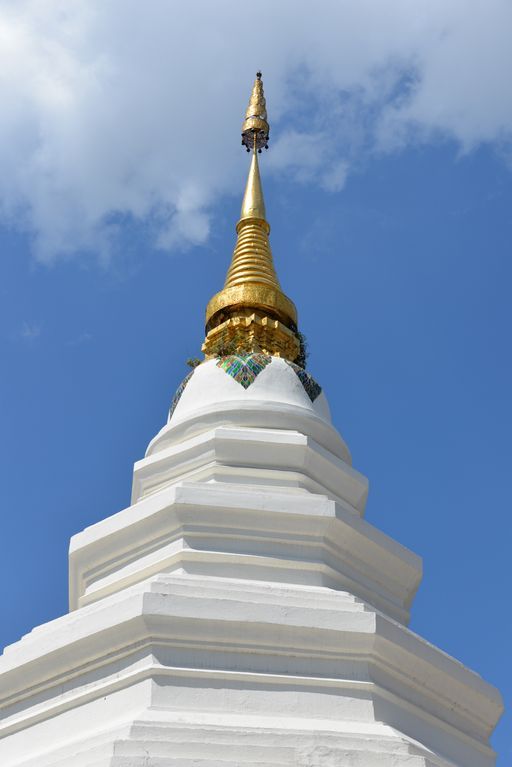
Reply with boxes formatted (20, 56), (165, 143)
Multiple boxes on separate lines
(224, 221), (278, 288)
(222, 151), (281, 291)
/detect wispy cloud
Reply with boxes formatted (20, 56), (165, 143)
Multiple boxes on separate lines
(0, 0), (511, 262)
(66, 331), (92, 347)
(20, 321), (41, 340)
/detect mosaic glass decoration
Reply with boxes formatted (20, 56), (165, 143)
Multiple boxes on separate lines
(216, 353), (272, 389)
(286, 361), (322, 402)
(168, 370), (194, 419)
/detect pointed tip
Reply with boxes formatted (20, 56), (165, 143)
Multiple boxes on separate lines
(241, 72), (269, 152)
(240, 149), (266, 222)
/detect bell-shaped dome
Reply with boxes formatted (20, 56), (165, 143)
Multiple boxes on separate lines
(171, 356), (329, 424)
(146, 355), (350, 464)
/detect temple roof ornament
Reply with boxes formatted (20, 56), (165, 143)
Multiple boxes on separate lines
(203, 73), (300, 362)
(241, 71), (269, 153)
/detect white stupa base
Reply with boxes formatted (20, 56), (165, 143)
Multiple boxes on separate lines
(0, 573), (500, 767)
(0, 359), (502, 764)
(11, 719), (467, 767)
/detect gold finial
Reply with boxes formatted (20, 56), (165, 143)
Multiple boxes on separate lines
(241, 71), (269, 153)
(202, 73), (299, 362)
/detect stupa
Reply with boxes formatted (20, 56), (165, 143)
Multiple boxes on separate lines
(0, 73), (503, 767)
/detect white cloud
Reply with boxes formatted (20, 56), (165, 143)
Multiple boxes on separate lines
(0, 0), (511, 262)
(20, 321), (41, 339)
(66, 331), (92, 346)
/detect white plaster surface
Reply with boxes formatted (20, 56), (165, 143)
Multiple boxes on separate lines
(170, 358), (332, 426)
(0, 575), (502, 767)
(135, 425), (362, 506)
(69, 481), (419, 623)
(0, 357), (503, 766)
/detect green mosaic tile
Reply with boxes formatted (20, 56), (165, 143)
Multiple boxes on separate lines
(168, 370), (194, 419)
(286, 361), (322, 402)
(216, 353), (271, 389)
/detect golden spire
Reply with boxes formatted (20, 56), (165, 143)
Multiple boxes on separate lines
(223, 151), (278, 290)
(239, 150), (266, 221)
(203, 73), (300, 362)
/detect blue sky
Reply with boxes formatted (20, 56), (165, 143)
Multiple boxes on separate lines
(1, 1), (511, 761)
